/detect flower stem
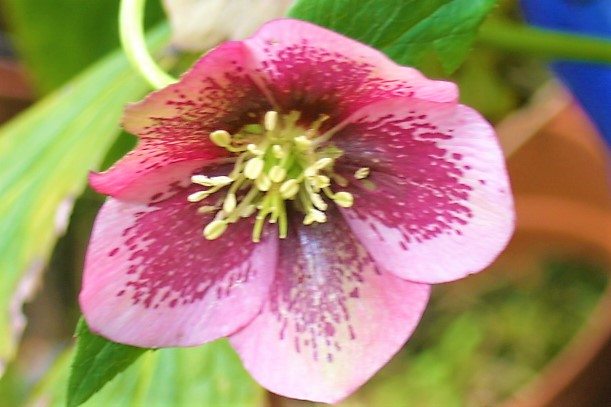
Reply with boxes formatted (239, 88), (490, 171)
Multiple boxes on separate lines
(119, 0), (177, 89)
(478, 20), (611, 64)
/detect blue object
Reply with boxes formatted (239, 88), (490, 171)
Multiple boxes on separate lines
(521, 0), (611, 149)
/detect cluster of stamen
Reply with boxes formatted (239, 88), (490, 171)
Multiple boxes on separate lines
(188, 110), (369, 242)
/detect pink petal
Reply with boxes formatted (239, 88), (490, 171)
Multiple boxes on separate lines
(90, 156), (211, 201)
(230, 210), (430, 403)
(333, 98), (514, 284)
(124, 41), (270, 137)
(80, 186), (278, 347)
(94, 40), (274, 199)
(243, 19), (457, 123)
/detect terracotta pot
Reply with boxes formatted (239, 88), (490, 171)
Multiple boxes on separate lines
(497, 84), (611, 407)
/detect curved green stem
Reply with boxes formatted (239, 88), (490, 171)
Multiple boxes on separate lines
(478, 20), (611, 64)
(119, 0), (177, 89)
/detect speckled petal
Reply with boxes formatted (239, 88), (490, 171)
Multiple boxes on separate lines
(90, 155), (213, 202)
(93, 40), (273, 199)
(80, 186), (278, 347)
(334, 97), (514, 284)
(230, 209), (430, 403)
(243, 19), (457, 124)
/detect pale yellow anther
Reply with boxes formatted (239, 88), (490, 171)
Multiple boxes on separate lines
(191, 175), (209, 184)
(210, 130), (232, 147)
(333, 191), (354, 208)
(354, 167), (370, 179)
(255, 174), (272, 191)
(191, 175), (233, 187)
(269, 165), (287, 183)
(187, 190), (210, 202)
(197, 205), (217, 214)
(314, 210), (327, 223)
(247, 143), (264, 156)
(279, 179), (299, 199)
(303, 213), (314, 225)
(303, 209), (327, 225)
(311, 193), (328, 211)
(244, 157), (264, 179)
(213, 176), (233, 185)
(313, 175), (330, 189)
(272, 144), (285, 159)
(314, 157), (333, 170)
(223, 193), (237, 213)
(304, 166), (317, 178)
(241, 204), (256, 218)
(264, 110), (278, 132)
(203, 220), (228, 240)
(294, 135), (312, 150)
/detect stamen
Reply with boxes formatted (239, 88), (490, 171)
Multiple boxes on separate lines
(192, 110), (357, 243)
(313, 175), (330, 189)
(276, 195), (288, 238)
(191, 175), (208, 184)
(272, 144), (285, 159)
(304, 166), (317, 178)
(331, 173), (349, 187)
(310, 192), (328, 211)
(333, 191), (354, 208)
(264, 110), (278, 132)
(294, 135), (312, 150)
(203, 220), (228, 240)
(303, 209), (327, 225)
(240, 204), (256, 218)
(247, 144), (264, 156)
(244, 157), (264, 179)
(313, 157), (333, 170)
(210, 130), (232, 147)
(279, 179), (299, 199)
(197, 205), (217, 214)
(269, 165), (287, 183)
(223, 193), (237, 213)
(191, 175), (233, 187)
(255, 174), (272, 191)
(187, 190), (210, 202)
(252, 196), (274, 242)
(354, 167), (370, 179)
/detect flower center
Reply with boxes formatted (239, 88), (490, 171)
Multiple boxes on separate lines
(188, 110), (368, 242)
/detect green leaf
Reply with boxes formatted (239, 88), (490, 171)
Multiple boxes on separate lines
(0, 24), (170, 375)
(2, 0), (165, 93)
(68, 320), (148, 407)
(288, 0), (497, 73)
(31, 339), (263, 407)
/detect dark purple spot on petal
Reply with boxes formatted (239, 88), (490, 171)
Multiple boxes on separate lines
(116, 186), (262, 310)
(335, 111), (474, 250)
(268, 212), (383, 363)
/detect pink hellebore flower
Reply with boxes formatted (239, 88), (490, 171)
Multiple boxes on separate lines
(81, 19), (514, 403)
